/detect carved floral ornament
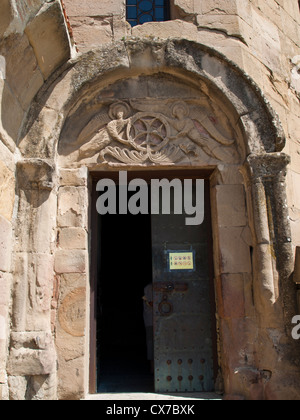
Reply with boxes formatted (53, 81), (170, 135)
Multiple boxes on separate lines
(73, 99), (240, 166)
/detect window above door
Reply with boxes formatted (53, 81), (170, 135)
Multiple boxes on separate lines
(126, 0), (171, 27)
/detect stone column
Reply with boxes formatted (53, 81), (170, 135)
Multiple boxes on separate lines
(241, 153), (299, 399)
(8, 159), (58, 400)
(244, 153), (295, 323)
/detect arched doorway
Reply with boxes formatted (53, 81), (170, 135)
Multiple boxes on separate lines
(11, 39), (298, 400)
(58, 71), (243, 394)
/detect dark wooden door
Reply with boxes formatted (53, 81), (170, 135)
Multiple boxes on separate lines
(151, 180), (216, 393)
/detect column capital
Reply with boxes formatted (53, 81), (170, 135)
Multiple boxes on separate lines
(244, 153), (290, 181)
(17, 159), (56, 191)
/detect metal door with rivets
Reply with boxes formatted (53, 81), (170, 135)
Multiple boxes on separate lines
(151, 180), (216, 393)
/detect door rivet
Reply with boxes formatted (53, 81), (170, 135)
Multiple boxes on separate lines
(167, 376), (172, 382)
(188, 375), (194, 381)
(167, 360), (172, 365)
(178, 376), (183, 382)
(178, 359), (183, 365)
(188, 359), (193, 364)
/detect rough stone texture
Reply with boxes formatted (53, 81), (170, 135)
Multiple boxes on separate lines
(0, 0), (299, 402)
(0, 216), (12, 273)
(55, 250), (88, 274)
(0, 0), (13, 37)
(58, 228), (87, 250)
(0, 160), (15, 221)
(1, 33), (44, 111)
(57, 187), (88, 229)
(62, 0), (129, 52)
(0, 0), (73, 401)
(25, 2), (71, 79)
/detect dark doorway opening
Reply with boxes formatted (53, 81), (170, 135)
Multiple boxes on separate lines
(96, 201), (154, 393)
(90, 170), (218, 395)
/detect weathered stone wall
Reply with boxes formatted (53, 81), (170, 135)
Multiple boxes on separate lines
(13, 34), (300, 400)
(62, 0), (300, 250)
(0, 0), (72, 399)
(0, 0), (299, 401)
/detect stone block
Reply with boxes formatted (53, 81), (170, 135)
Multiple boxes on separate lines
(290, 171), (300, 210)
(69, 17), (113, 53)
(26, 254), (55, 332)
(197, 14), (242, 38)
(0, 311), (7, 341)
(32, 192), (57, 254)
(15, 189), (57, 254)
(195, 28), (246, 70)
(32, 254), (55, 312)
(251, 8), (282, 74)
(25, 2), (71, 79)
(216, 274), (245, 319)
(218, 227), (252, 274)
(0, 215), (12, 273)
(290, 209), (300, 246)
(57, 355), (85, 400)
(0, 272), (11, 307)
(57, 186), (88, 228)
(173, 0), (194, 15)
(13, 252), (55, 331)
(132, 20), (198, 41)
(2, 33), (44, 110)
(290, 140), (300, 175)
(0, 81), (25, 144)
(8, 347), (56, 376)
(8, 376), (27, 401)
(57, 273), (87, 302)
(55, 250), (88, 274)
(10, 331), (53, 350)
(58, 228), (87, 250)
(0, 160), (15, 221)
(200, 0), (238, 15)
(59, 168), (88, 187)
(0, 0), (13, 36)
(63, 0), (125, 17)
(8, 332), (56, 376)
(58, 287), (86, 337)
(215, 185), (247, 227)
(112, 14), (131, 41)
(19, 107), (60, 158)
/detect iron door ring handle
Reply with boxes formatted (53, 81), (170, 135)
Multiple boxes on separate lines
(158, 296), (173, 316)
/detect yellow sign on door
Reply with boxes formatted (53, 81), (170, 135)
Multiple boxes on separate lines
(168, 252), (194, 271)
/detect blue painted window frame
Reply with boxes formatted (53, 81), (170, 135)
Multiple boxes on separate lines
(126, 0), (171, 27)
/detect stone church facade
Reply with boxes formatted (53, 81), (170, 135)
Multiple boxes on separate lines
(0, 0), (300, 400)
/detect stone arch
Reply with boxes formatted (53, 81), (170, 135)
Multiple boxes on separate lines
(10, 39), (300, 400)
(19, 39), (285, 159)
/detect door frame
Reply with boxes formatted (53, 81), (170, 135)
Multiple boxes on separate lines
(89, 168), (218, 394)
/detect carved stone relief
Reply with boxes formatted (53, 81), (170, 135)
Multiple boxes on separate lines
(61, 98), (240, 167)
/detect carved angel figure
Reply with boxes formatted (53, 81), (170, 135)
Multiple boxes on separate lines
(168, 102), (237, 162)
(78, 102), (131, 161)
(76, 99), (238, 165)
